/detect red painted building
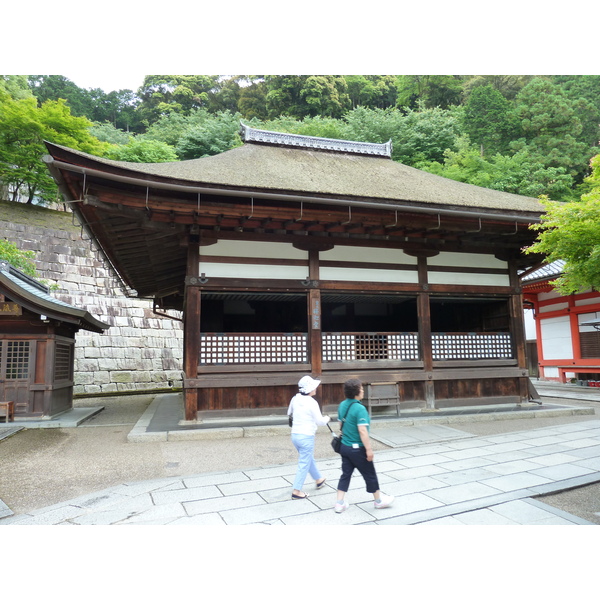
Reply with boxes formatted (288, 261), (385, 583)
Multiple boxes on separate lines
(522, 260), (600, 384)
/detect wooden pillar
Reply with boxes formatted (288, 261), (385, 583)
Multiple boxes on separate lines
(509, 259), (528, 401)
(417, 255), (435, 409)
(183, 239), (201, 421)
(308, 249), (322, 376)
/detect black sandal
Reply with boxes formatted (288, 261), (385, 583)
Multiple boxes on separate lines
(291, 492), (309, 499)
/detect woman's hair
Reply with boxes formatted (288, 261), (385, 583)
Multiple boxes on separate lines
(344, 378), (363, 399)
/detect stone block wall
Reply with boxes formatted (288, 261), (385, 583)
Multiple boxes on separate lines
(0, 201), (183, 395)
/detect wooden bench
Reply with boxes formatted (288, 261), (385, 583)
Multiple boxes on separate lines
(0, 400), (15, 423)
(365, 382), (400, 418)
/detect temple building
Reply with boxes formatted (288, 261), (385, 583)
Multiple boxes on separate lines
(43, 124), (544, 421)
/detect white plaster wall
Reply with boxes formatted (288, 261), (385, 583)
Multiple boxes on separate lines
(199, 239), (309, 280)
(320, 246), (417, 265)
(575, 296), (600, 307)
(427, 272), (510, 286)
(427, 252), (507, 269)
(200, 239), (308, 260)
(319, 266), (419, 283)
(199, 263), (309, 279)
(524, 309), (536, 340)
(540, 301), (569, 313)
(540, 315), (573, 360)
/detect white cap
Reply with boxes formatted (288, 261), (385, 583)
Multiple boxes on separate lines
(298, 375), (321, 394)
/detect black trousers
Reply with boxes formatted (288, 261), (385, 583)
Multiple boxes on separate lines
(337, 444), (380, 494)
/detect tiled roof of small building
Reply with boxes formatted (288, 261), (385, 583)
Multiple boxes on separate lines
(520, 259), (565, 283)
(0, 261), (109, 333)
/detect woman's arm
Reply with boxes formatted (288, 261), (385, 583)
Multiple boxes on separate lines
(358, 425), (374, 461)
(309, 399), (330, 426)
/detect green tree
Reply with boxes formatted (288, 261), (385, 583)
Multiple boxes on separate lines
(0, 76), (34, 100)
(462, 85), (517, 155)
(135, 75), (220, 125)
(526, 154), (600, 293)
(461, 75), (532, 101)
(345, 76), (398, 109)
(0, 90), (108, 203)
(28, 75), (92, 116)
(237, 80), (269, 120)
(510, 78), (595, 180)
(0, 237), (37, 276)
(418, 136), (573, 199)
(396, 75), (464, 109)
(105, 137), (178, 162)
(89, 122), (133, 145)
(175, 111), (242, 159)
(262, 115), (346, 140)
(264, 76), (351, 119)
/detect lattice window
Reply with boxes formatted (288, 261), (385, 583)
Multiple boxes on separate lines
(54, 343), (73, 381)
(322, 332), (420, 362)
(5, 340), (30, 379)
(200, 333), (308, 364)
(432, 333), (512, 360)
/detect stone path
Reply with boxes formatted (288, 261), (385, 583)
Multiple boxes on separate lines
(3, 419), (599, 525)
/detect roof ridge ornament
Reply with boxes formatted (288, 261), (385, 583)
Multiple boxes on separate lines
(239, 122), (392, 158)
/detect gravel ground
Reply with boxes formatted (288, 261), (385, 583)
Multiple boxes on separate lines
(1, 392), (599, 522)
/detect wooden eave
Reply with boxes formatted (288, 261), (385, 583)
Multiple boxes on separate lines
(44, 141), (544, 303)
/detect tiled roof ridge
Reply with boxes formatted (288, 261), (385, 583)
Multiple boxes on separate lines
(239, 122), (393, 158)
(0, 260), (49, 293)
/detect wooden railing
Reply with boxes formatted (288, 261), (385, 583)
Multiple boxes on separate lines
(199, 331), (513, 365)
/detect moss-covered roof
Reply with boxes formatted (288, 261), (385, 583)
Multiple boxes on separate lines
(47, 140), (543, 216)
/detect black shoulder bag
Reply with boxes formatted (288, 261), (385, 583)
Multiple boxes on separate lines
(329, 401), (358, 454)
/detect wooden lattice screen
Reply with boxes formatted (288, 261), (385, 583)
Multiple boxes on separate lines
(199, 331), (513, 365)
(54, 342), (73, 381)
(200, 333), (308, 364)
(432, 332), (513, 360)
(4, 340), (30, 379)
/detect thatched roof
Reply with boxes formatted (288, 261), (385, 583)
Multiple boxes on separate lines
(46, 124), (543, 218)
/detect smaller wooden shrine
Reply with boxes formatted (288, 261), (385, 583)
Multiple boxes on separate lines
(0, 260), (109, 419)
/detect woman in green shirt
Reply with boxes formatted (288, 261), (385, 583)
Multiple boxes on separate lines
(334, 378), (394, 513)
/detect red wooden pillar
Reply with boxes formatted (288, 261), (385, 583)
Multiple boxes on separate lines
(183, 239), (201, 421)
(569, 295), (582, 362)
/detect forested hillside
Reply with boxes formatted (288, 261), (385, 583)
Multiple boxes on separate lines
(2, 74), (600, 207)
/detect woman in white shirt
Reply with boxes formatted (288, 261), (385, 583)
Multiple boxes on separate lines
(287, 375), (331, 499)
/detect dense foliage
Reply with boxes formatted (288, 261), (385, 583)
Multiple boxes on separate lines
(2, 74), (599, 205)
(527, 154), (600, 293)
(2, 74), (600, 293)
